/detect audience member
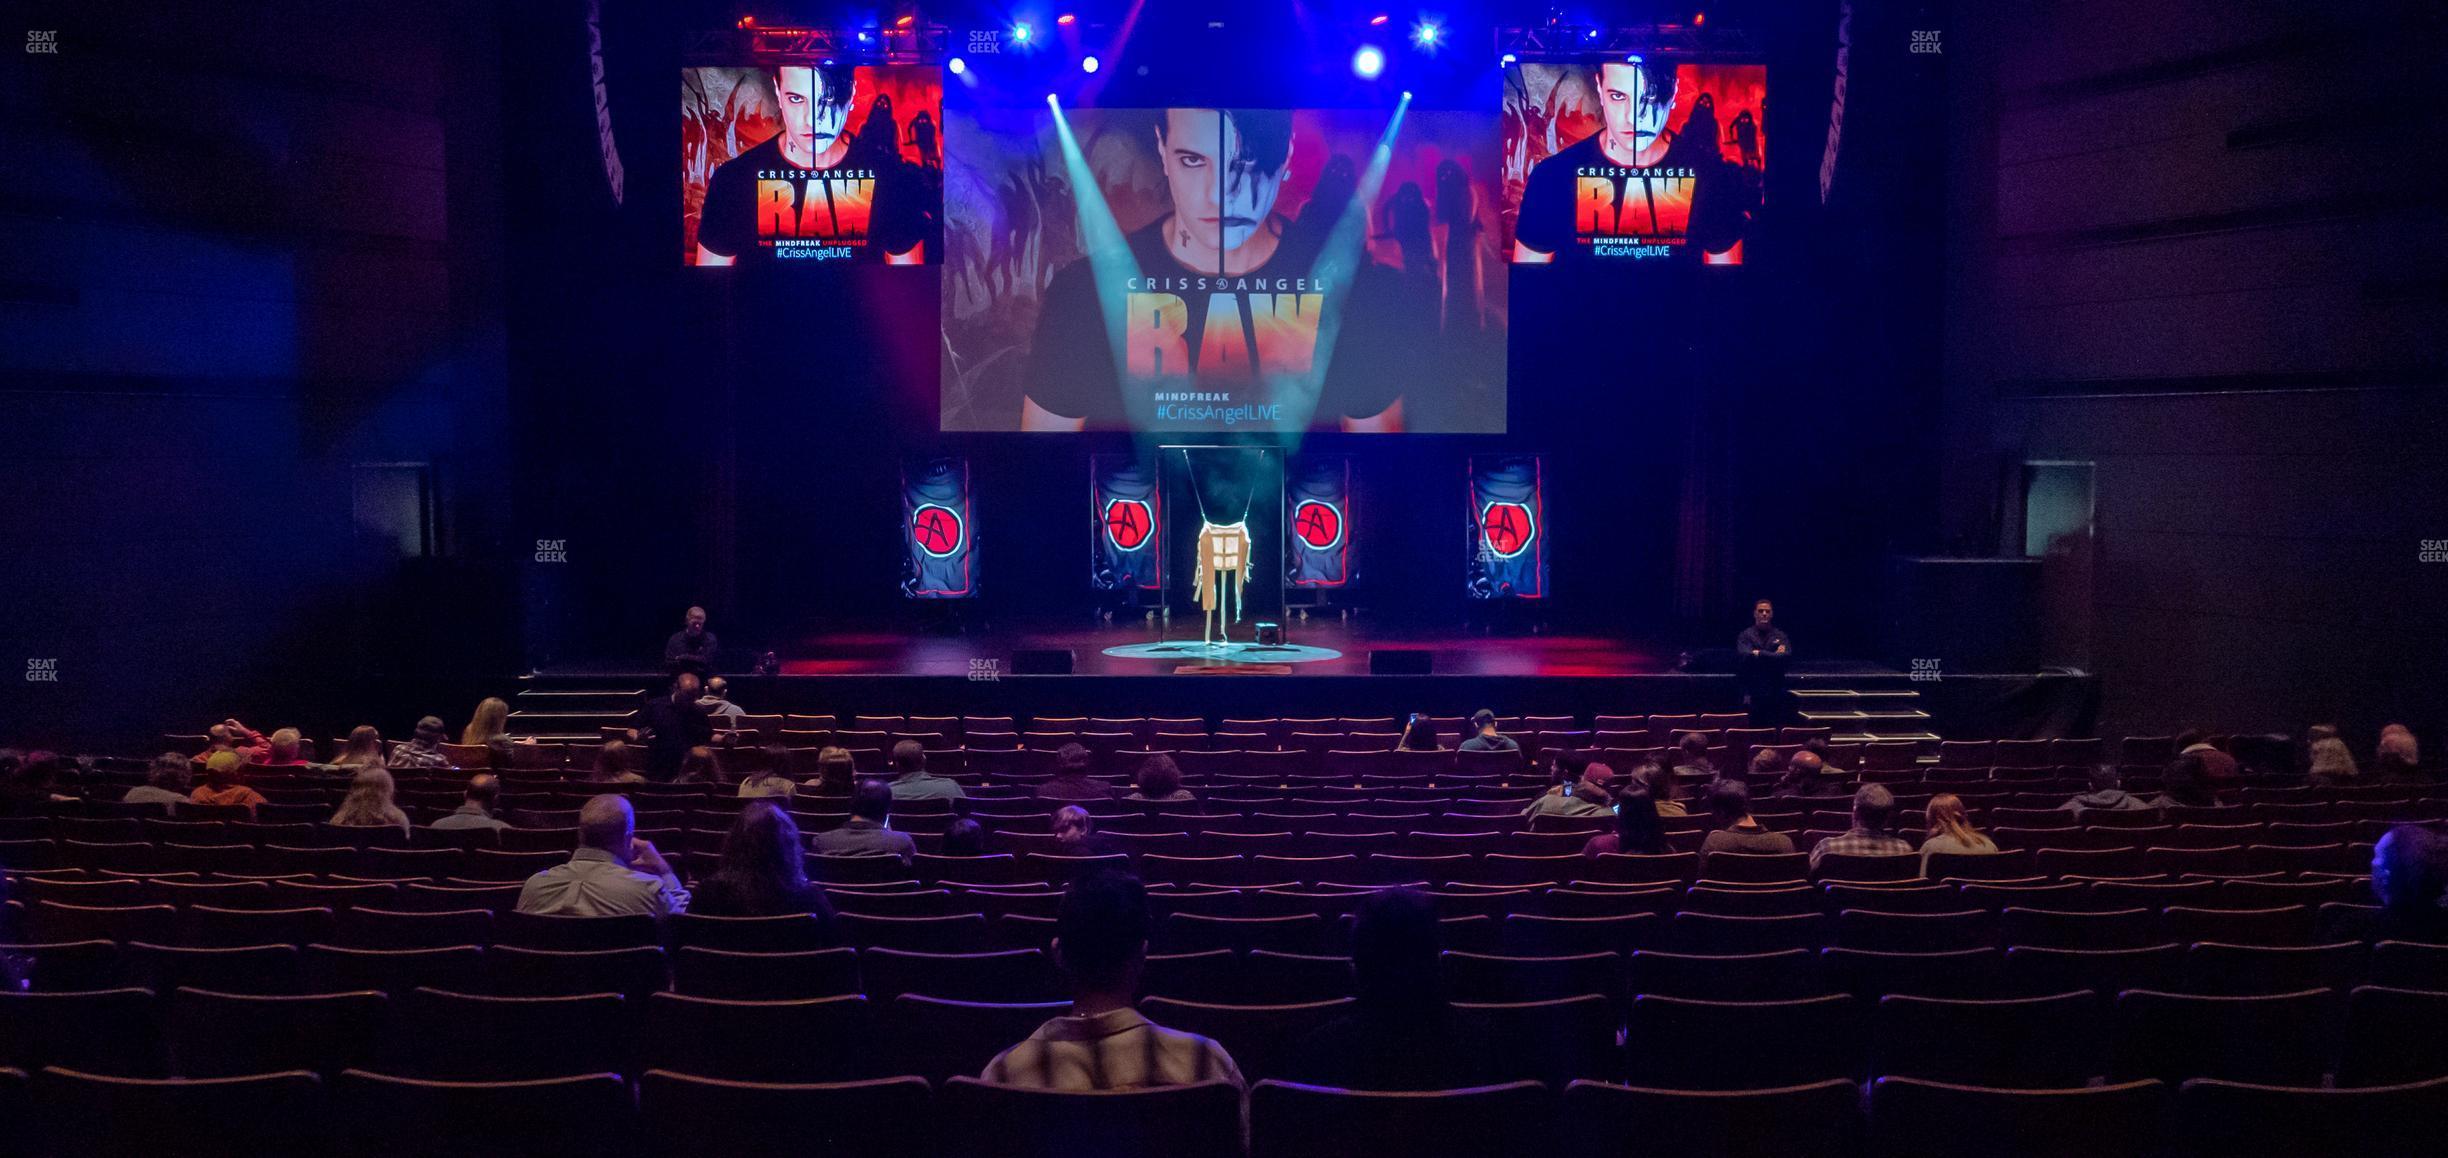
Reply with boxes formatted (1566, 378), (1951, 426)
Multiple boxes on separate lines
(1584, 790), (1668, 856)
(888, 740), (966, 802)
(2173, 730), (2239, 782)
(194, 720), (271, 765)
(587, 740), (646, 784)
(1671, 732), (1715, 782)
(1917, 792), (1998, 874)
(1124, 754), (1196, 803)
(809, 778), (917, 864)
(1523, 760), (1615, 821)
(388, 716), (453, 770)
(329, 767), (411, 834)
(1277, 889), (1500, 1089)
(515, 794), (689, 918)
(0, 753), (77, 815)
(331, 727), (386, 770)
(2063, 765), (2153, 816)
(2318, 825), (2448, 943)
(123, 754), (192, 811)
(1810, 784), (1915, 870)
(1698, 780), (1793, 872)
(803, 746), (856, 796)
(737, 751), (797, 800)
(2376, 724), (2424, 783)
(639, 673), (714, 781)
(2307, 730), (2359, 783)
(981, 870), (1243, 1090)
(1037, 744), (1112, 801)
(1457, 709), (1518, 753)
(1053, 805), (1122, 856)
(938, 818), (987, 858)
(258, 728), (309, 767)
(1746, 746), (1787, 785)
(2151, 751), (2223, 808)
(189, 751), (268, 811)
(695, 676), (747, 723)
(1769, 750), (1842, 799)
(462, 698), (511, 747)
(691, 802), (836, 929)
(1396, 714), (1443, 752)
(672, 745), (717, 785)
(431, 773), (510, 831)
(1631, 760), (1687, 817)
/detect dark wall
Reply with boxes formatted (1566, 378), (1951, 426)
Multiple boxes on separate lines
(1, 1), (516, 750)
(1940, 0), (2448, 737)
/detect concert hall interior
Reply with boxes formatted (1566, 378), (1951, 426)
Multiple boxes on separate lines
(3, 0), (2447, 1152)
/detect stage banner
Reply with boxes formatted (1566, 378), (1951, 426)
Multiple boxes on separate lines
(901, 458), (975, 598)
(1286, 456), (1353, 588)
(682, 63), (944, 265)
(1090, 455), (1162, 591)
(1467, 455), (1546, 599)
(1502, 58), (1766, 265)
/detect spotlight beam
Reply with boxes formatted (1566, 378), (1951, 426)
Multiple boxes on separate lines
(1269, 92), (1411, 438)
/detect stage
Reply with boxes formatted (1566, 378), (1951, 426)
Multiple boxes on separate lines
(525, 621), (2101, 741)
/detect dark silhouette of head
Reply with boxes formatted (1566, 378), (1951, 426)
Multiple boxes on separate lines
(850, 777), (893, 822)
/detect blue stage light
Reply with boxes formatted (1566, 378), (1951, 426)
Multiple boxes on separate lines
(1351, 44), (1385, 79)
(1012, 22), (1033, 44)
(1081, 54), (1100, 73)
(1411, 21), (1440, 49)
(949, 56), (967, 75)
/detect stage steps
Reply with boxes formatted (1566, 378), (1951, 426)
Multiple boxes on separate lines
(506, 687), (643, 742)
(1794, 687), (1940, 747)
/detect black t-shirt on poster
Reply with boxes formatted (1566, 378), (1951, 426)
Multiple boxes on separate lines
(1515, 132), (1700, 264)
(695, 135), (936, 265)
(1021, 216), (1418, 429)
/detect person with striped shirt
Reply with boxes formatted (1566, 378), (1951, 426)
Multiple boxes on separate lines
(981, 869), (1244, 1091)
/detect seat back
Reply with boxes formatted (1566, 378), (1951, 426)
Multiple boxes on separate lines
(1870, 991), (2105, 1087)
(332, 1070), (635, 1156)
(1249, 1079), (1552, 1158)
(2111, 989), (2333, 1085)
(1868, 1076), (2166, 1158)
(638, 1071), (933, 1157)
(1624, 993), (1862, 1088)
(33, 1067), (326, 1156)
(1559, 1078), (1860, 1157)
(641, 992), (885, 1083)
(2173, 1075), (2448, 1158)
(941, 1077), (1242, 1158)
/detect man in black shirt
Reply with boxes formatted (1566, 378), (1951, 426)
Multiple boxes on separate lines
(1737, 598), (1792, 725)
(1020, 107), (1417, 432)
(638, 673), (714, 782)
(1515, 58), (1713, 265)
(694, 64), (935, 265)
(664, 606), (718, 675)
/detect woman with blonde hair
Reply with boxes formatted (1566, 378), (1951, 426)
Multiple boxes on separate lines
(2307, 729), (2358, 783)
(2376, 725), (2423, 782)
(330, 767), (411, 834)
(1918, 793), (1997, 875)
(802, 746), (856, 796)
(331, 726), (385, 770)
(462, 697), (511, 746)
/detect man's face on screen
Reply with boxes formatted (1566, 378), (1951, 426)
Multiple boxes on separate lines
(775, 66), (853, 165)
(1597, 62), (1675, 162)
(1159, 109), (1288, 255)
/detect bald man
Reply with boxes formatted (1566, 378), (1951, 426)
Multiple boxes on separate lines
(515, 794), (690, 917)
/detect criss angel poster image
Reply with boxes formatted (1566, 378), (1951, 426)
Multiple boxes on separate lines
(938, 107), (1508, 433)
(682, 63), (944, 265)
(1503, 59), (1765, 264)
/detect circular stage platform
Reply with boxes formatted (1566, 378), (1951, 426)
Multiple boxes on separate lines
(1100, 640), (1345, 665)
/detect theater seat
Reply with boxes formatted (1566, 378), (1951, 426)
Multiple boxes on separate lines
(168, 988), (386, 1078)
(890, 995), (1069, 1084)
(1870, 991), (2106, 1088)
(379, 989), (627, 1081)
(1624, 994), (1862, 1088)
(638, 1071), (934, 1157)
(640, 992), (887, 1083)
(2111, 989), (2332, 1086)
(1557, 1078), (1860, 1158)
(1868, 1077), (2166, 1158)
(1250, 1080), (1551, 1158)
(669, 946), (860, 1001)
(332, 1070), (635, 1156)
(2171, 1075), (2448, 1158)
(941, 1077), (1241, 1158)
(2337, 985), (2448, 1088)
(1136, 996), (1353, 1084)
(32, 1067), (326, 1157)
(0, 989), (165, 1078)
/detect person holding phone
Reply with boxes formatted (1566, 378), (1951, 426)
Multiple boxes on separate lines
(1523, 757), (1617, 821)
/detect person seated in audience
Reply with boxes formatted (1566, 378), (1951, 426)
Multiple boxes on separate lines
(887, 739), (966, 802)
(329, 767), (411, 835)
(123, 753), (193, 811)
(695, 676), (748, 723)
(2062, 764), (2153, 816)
(939, 818), (987, 858)
(1396, 713), (1444, 752)
(193, 719), (272, 766)
(2319, 824), (2448, 943)
(432, 773), (510, 831)
(516, 794), (690, 918)
(1523, 757), (1616, 820)
(2150, 751), (2224, 808)
(2307, 727), (2359, 783)
(2172, 729), (2239, 782)
(1670, 732), (1716, 784)
(1457, 709), (1518, 753)
(2376, 724), (2424, 783)
(1745, 745), (1787, 786)
(982, 869), (1243, 1090)
(810, 778), (917, 864)
(189, 751), (268, 812)
(586, 739), (647, 784)
(0, 753), (77, 816)
(1037, 744), (1112, 801)
(1277, 888), (1500, 1090)
(1052, 805), (1122, 856)
(1809, 783), (1916, 870)
(330, 726), (385, 770)
(460, 697), (513, 768)
(671, 745), (718, 785)
(1630, 760), (1688, 817)
(388, 716), (453, 770)
(639, 673), (714, 781)
(1698, 780), (1793, 872)
(1768, 750), (1844, 799)
(737, 751), (797, 800)
(1584, 789), (1669, 856)
(1124, 754), (1196, 803)
(692, 801), (836, 928)
(255, 728), (310, 767)
(1802, 736), (1843, 771)
(1917, 792), (1997, 874)
(803, 745), (856, 797)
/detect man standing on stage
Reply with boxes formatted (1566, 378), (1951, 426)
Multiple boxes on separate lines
(1737, 599), (1791, 725)
(665, 606), (718, 675)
